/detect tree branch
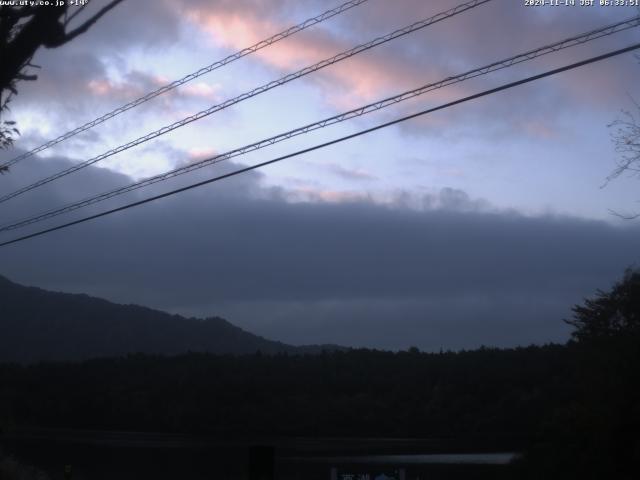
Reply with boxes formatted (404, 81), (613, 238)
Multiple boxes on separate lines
(0, 6), (40, 19)
(64, 4), (87, 27)
(608, 208), (640, 220)
(15, 73), (37, 81)
(60, 0), (124, 44)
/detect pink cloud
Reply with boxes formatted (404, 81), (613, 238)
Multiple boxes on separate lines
(326, 162), (378, 181)
(288, 186), (369, 204)
(189, 9), (332, 70)
(187, 147), (218, 160)
(86, 71), (168, 101)
(179, 82), (222, 101)
(520, 120), (560, 140)
(87, 79), (113, 96)
(183, 2), (454, 109)
(86, 69), (223, 110)
(178, 0), (636, 139)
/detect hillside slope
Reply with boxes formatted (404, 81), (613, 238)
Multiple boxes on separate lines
(0, 275), (320, 362)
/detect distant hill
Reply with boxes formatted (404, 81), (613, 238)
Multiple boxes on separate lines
(0, 275), (341, 362)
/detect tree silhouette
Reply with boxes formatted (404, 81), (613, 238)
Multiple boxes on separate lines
(566, 268), (640, 342)
(607, 57), (640, 219)
(0, 1), (124, 158)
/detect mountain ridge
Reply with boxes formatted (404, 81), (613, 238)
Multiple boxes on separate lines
(0, 274), (344, 363)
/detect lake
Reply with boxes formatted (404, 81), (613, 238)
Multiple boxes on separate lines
(1, 429), (520, 479)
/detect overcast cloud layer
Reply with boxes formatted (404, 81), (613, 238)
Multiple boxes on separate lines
(1, 152), (638, 350)
(1, 1), (639, 350)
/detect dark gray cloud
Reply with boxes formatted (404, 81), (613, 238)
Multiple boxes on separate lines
(8, 0), (182, 128)
(0, 151), (638, 350)
(62, 0), (180, 50)
(2, 0), (639, 353)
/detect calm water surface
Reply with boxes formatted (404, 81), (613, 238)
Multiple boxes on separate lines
(2, 431), (519, 479)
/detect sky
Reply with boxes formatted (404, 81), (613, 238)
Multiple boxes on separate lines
(0, 0), (639, 350)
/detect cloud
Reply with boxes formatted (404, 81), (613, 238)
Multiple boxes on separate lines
(204, 295), (575, 351)
(6, 0), (193, 145)
(87, 71), (167, 101)
(10, 0), (637, 185)
(0, 149), (638, 350)
(65, 0), (180, 49)
(183, 0), (640, 134)
(326, 163), (378, 181)
(1, 1), (639, 351)
(14, 0), (180, 105)
(182, 0), (456, 108)
(85, 71), (222, 108)
(179, 82), (223, 101)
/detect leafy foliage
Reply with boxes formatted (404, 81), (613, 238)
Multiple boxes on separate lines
(0, 453), (50, 480)
(0, 346), (569, 443)
(1, 272), (638, 477)
(518, 270), (640, 479)
(566, 268), (640, 341)
(0, 119), (19, 153)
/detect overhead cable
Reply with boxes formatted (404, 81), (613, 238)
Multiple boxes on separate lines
(2, 15), (638, 233)
(0, 0), (492, 204)
(1, 41), (638, 248)
(0, 0), (372, 169)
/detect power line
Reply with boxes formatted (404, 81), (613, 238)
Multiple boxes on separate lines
(0, 0), (372, 170)
(2, 14), (638, 233)
(1, 41), (638, 249)
(0, 0), (492, 205)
